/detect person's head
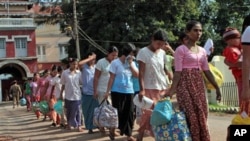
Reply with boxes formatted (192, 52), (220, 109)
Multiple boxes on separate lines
(185, 20), (202, 42)
(51, 65), (59, 77)
(33, 72), (39, 81)
(107, 46), (119, 62)
(242, 14), (250, 33)
(150, 29), (168, 51)
(178, 32), (189, 45)
(87, 52), (96, 65)
(133, 47), (140, 57)
(223, 27), (241, 47)
(41, 69), (50, 78)
(28, 78), (32, 82)
(121, 43), (136, 57)
(12, 80), (17, 85)
(68, 57), (79, 70)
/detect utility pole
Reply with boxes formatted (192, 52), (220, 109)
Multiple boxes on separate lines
(73, 0), (81, 59)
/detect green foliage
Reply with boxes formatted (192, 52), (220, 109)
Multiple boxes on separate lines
(43, 0), (250, 60)
(62, 0), (201, 59)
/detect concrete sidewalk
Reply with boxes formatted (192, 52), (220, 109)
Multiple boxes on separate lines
(0, 101), (233, 141)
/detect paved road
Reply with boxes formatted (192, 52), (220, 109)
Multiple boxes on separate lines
(0, 102), (234, 141)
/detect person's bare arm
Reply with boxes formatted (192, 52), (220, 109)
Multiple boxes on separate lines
(60, 85), (65, 100)
(78, 54), (96, 68)
(164, 71), (181, 97)
(224, 59), (242, 68)
(93, 69), (101, 99)
(138, 60), (145, 101)
(203, 70), (221, 101)
(104, 73), (115, 99)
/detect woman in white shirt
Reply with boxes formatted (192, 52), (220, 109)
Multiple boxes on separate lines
(93, 46), (118, 134)
(48, 65), (66, 127)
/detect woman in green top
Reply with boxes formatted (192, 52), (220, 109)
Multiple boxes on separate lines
(24, 78), (32, 111)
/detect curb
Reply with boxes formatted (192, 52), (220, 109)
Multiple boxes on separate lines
(0, 101), (12, 106)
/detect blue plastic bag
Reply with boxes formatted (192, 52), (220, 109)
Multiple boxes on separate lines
(39, 100), (49, 114)
(150, 97), (172, 126)
(152, 111), (192, 141)
(54, 100), (63, 114)
(32, 102), (40, 112)
(20, 98), (26, 106)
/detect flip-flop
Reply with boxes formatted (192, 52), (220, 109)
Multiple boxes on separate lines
(78, 127), (84, 132)
(109, 131), (115, 140)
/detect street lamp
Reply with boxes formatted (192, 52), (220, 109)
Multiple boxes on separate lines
(73, 0), (81, 59)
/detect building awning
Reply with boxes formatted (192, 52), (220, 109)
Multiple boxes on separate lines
(0, 12), (31, 16)
(0, 2), (33, 5)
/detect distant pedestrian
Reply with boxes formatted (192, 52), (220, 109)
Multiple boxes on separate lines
(24, 78), (32, 111)
(60, 58), (83, 132)
(31, 73), (41, 119)
(9, 80), (22, 109)
(48, 65), (65, 127)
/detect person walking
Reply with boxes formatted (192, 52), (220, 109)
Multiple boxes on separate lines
(105, 43), (138, 141)
(80, 52), (99, 134)
(24, 78), (32, 111)
(48, 65), (65, 127)
(9, 80), (22, 109)
(136, 29), (171, 140)
(93, 46), (118, 134)
(31, 73), (41, 119)
(164, 20), (221, 141)
(60, 58), (83, 132)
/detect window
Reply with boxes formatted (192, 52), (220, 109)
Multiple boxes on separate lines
(37, 45), (46, 61)
(0, 38), (6, 49)
(0, 38), (6, 58)
(59, 45), (68, 59)
(37, 45), (46, 55)
(15, 38), (27, 57)
(15, 38), (27, 49)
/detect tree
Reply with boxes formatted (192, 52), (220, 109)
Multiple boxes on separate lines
(54, 0), (250, 59)
(60, 0), (201, 59)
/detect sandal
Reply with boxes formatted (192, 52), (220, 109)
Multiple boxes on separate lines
(66, 125), (73, 130)
(109, 131), (115, 140)
(136, 135), (143, 141)
(127, 136), (136, 141)
(51, 123), (56, 127)
(78, 127), (84, 132)
(99, 128), (106, 135)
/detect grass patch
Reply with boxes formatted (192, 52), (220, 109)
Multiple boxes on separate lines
(209, 104), (228, 108)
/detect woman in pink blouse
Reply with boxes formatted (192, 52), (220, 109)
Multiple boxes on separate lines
(165, 21), (221, 141)
(36, 69), (51, 121)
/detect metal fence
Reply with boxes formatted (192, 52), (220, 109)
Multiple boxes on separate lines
(220, 82), (239, 107)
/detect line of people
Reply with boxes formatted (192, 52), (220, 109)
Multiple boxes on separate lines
(18, 20), (227, 141)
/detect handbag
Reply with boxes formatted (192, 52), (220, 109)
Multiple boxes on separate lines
(202, 63), (224, 90)
(20, 97), (26, 106)
(152, 109), (192, 141)
(232, 101), (250, 125)
(150, 97), (172, 126)
(93, 99), (118, 128)
(32, 101), (40, 112)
